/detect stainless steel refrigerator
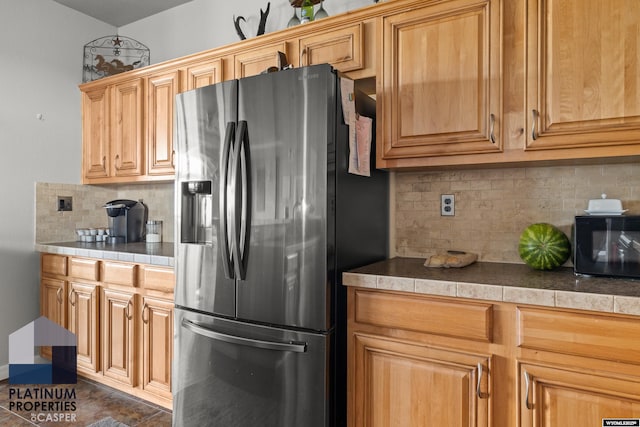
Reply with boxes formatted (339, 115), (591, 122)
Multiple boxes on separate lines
(172, 64), (388, 427)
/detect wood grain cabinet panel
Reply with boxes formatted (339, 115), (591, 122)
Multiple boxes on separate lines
(111, 79), (144, 178)
(519, 362), (640, 427)
(147, 70), (178, 176)
(41, 253), (67, 276)
(102, 288), (137, 386)
(378, 0), (502, 164)
(182, 58), (223, 91)
(518, 306), (640, 365)
(102, 261), (138, 287)
(41, 253), (173, 409)
(68, 282), (100, 374)
(40, 278), (67, 359)
(141, 265), (175, 292)
(526, 0), (640, 150)
(298, 23), (364, 72)
(141, 296), (173, 400)
(233, 42), (289, 78)
(82, 86), (110, 180)
(352, 333), (490, 427)
(354, 288), (493, 342)
(69, 258), (100, 281)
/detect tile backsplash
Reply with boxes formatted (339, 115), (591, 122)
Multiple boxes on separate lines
(36, 161), (640, 265)
(35, 182), (174, 243)
(394, 162), (640, 264)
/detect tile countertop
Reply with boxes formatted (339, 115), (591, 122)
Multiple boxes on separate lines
(35, 241), (174, 267)
(343, 257), (640, 316)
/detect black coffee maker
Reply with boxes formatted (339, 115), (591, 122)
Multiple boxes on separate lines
(103, 199), (147, 244)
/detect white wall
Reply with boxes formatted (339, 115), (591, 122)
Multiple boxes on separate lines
(0, 0), (113, 371)
(120, 0), (374, 64)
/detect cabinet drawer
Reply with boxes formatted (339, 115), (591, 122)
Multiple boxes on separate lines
(298, 23), (363, 72)
(141, 266), (174, 292)
(102, 261), (138, 287)
(353, 289), (493, 342)
(69, 258), (100, 281)
(518, 307), (640, 365)
(41, 254), (67, 276)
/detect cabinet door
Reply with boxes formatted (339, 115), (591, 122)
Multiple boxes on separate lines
(234, 42), (289, 78)
(111, 79), (144, 177)
(102, 288), (137, 386)
(379, 0), (502, 163)
(147, 70), (178, 176)
(526, 0), (640, 150)
(183, 58), (223, 91)
(40, 278), (67, 359)
(298, 23), (363, 72)
(141, 296), (173, 400)
(68, 282), (100, 374)
(82, 87), (110, 180)
(519, 362), (640, 427)
(351, 333), (490, 427)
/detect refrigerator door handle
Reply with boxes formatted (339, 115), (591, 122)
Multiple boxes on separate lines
(181, 318), (307, 353)
(231, 120), (251, 280)
(220, 121), (236, 279)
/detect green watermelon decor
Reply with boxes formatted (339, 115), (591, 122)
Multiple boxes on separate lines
(518, 223), (571, 270)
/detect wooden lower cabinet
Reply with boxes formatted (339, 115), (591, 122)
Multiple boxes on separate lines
(519, 362), (640, 427)
(102, 288), (137, 386)
(40, 278), (67, 359)
(40, 254), (174, 409)
(68, 282), (100, 375)
(348, 287), (640, 426)
(348, 288), (495, 426)
(141, 296), (173, 400)
(352, 333), (490, 427)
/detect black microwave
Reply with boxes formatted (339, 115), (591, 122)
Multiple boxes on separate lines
(574, 215), (640, 279)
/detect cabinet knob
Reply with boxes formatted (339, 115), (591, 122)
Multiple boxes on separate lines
(56, 287), (63, 304)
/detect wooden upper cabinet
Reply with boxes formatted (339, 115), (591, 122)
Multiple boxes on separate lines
(82, 86), (110, 180)
(526, 0), (640, 150)
(378, 0), (502, 164)
(182, 58), (223, 91)
(147, 70), (178, 176)
(233, 42), (289, 78)
(298, 23), (364, 72)
(111, 79), (144, 177)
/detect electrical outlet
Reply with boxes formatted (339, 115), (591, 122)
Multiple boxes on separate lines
(57, 196), (72, 212)
(441, 194), (455, 216)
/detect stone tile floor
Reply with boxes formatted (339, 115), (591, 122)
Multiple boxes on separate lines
(0, 377), (172, 426)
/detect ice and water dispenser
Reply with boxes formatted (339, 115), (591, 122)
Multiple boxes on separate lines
(181, 181), (213, 244)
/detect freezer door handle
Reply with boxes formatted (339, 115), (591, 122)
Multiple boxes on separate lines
(220, 121), (235, 279)
(181, 318), (307, 353)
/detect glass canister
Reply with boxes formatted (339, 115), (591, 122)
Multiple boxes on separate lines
(146, 220), (163, 243)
